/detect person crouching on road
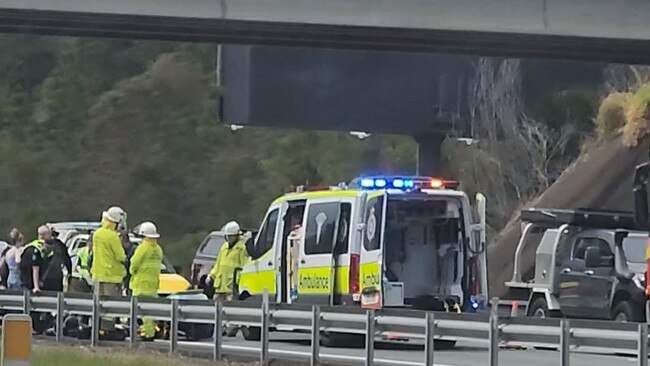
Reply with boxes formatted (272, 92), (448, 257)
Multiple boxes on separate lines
(208, 221), (249, 337)
(91, 206), (128, 339)
(130, 222), (163, 341)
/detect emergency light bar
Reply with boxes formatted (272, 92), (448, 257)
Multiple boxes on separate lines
(351, 176), (458, 190)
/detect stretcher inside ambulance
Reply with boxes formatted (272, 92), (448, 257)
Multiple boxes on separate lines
(357, 177), (487, 311)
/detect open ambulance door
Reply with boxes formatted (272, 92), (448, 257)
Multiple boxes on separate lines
(470, 193), (488, 303)
(295, 198), (342, 305)
(359, 192), (387, 309)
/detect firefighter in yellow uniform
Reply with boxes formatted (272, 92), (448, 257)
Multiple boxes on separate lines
(91, 206), (127, 339)
(130, 221), (163, 341)
(208, 221), (249, 336)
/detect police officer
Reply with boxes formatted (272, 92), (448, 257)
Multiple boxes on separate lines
(91, 206), (127, 339)
(130, 222), (163, 341)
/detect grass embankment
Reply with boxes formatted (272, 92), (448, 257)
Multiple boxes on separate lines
(30, 346), (241, 366)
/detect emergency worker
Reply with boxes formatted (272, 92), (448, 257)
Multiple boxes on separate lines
(21, 226), (53, 293)
(21, 226), (53, 333)
(122, 231), (137, 296)
(70, 234), (93, 293)
(208, 221), (249, 302)
(130, 222), (163, 341)
(208, 221), (249, 337)
(91, 206), (127, 337)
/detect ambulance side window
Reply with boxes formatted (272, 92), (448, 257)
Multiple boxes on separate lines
(363, 196), (384, 251)
(252, 208), (279, 259)
(304, 202), (339, 255)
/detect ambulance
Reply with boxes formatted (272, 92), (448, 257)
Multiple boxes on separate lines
(237, 176), (488, 314)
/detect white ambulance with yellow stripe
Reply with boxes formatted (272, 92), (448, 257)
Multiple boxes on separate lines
(237, 176), (487, 314)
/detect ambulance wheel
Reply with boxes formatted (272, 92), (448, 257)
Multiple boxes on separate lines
(241, 326), (261, 341)
(320, 332), (364, 348)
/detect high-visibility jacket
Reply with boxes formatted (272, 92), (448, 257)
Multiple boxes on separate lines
(91, 219), (126, 284)
(75, 246), (92, 281)
(209, 240), (248, 294)
(129, 238), (163, 297)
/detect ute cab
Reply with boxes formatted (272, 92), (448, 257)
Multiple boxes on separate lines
(237, 176), (488, 312)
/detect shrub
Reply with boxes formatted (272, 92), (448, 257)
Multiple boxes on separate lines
(623, 84), (650, 147)
(594, 92), (630, 138)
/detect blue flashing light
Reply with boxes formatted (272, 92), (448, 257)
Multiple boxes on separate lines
(403, 179), (415, 188)
(374, 178), (387, 188)
(392, 179), (404, 188)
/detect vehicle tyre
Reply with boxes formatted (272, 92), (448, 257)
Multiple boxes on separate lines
(527, 297), (553, 318)
(612, 301), (641, 322)
(241, 326), (261, 341)
(320, 332), (364, 348)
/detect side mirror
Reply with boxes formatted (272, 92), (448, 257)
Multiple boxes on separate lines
(584, 246), (603, 268)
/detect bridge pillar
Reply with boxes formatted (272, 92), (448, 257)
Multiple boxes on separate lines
(415, 133), (444, 176)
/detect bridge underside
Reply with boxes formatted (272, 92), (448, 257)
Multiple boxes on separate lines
(1, 2), (650, 64)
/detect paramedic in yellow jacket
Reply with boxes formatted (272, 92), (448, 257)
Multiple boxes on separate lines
(130, 221), (164, 341)
(208, 221), (248, 302)
(92, 206), (127, 334)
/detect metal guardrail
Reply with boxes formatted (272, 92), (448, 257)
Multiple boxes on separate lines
(0, 291), (648, 366)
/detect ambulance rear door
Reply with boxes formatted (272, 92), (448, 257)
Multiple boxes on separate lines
(359, 191), (387, 309)
(295, 198), (342, 305)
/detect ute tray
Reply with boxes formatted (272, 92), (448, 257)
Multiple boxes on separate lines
(520, 208), (640, 230)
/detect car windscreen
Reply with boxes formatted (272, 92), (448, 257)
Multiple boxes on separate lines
(200, 234), (225, 257)
(623, 236), (647, 264)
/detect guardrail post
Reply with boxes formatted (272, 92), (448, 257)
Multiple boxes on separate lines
(129, 296), (138, 348)
(560, 319), (570, 366)
(261, 289), (270, 366)
(311, 305), (320, 366)
(56, 292), (64, 342)
(91, 290), (100, 348)
(22, 290), (30, 315)
(489, 297), (499, 366)
(169, 298), (179, 356)
(213, 301), (223, 362)
(638, 323), (648, 366)
(425, 312), (435, 366)
(365, 309), (375, 366)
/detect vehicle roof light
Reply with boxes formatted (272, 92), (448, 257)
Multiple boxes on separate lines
(350, 176), (459, 191)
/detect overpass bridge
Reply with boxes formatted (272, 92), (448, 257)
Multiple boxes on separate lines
(2, 0), (650, 64)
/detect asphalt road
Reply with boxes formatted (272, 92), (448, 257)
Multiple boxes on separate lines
(137, 332), (641, 366)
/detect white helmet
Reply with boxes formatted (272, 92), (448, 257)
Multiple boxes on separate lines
(137, 221), (160, 239)
(223, 221), (241, 236)
(103, 206), (127, 224)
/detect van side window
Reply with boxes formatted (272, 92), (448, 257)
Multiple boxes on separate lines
(363, 196), (384, 251)
(252, 208), (279, 259)
(304, 202), (339, 255)
(573, 237), (612, 260)
(334, 203), (351, 255)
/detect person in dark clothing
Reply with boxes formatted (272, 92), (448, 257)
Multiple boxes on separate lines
(40, 227), (72, 292)
(121, 231), (137, 296)
(21, 226), (52, 292)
